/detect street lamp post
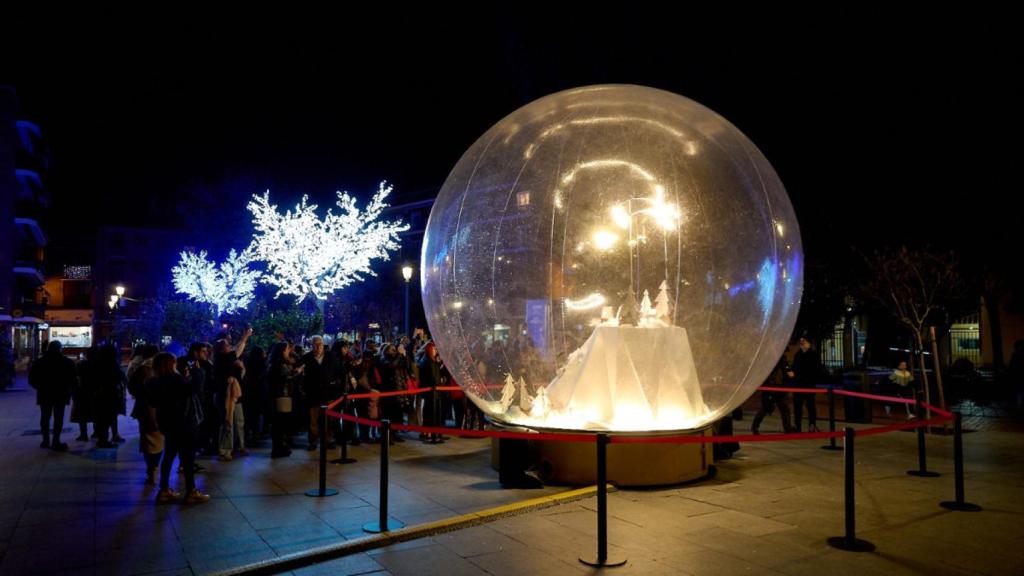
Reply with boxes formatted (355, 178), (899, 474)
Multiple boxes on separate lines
(402, 265), (414, 337)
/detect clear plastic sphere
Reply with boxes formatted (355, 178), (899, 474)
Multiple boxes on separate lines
(422, 85), (802, 432)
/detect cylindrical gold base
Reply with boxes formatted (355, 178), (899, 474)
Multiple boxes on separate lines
(491, 426), (713, 487)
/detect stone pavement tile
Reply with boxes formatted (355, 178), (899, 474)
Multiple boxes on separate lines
(394, 507), (461, 527)
(232, 495), (339, 531)
(9, 518), (94, 548)
(315, 505), (394, 540)
(430, 525), (528, 558)
(291, 552), (387, 576)
(366, 535), (437, 555)
(656, 546), (788, 576)
(93, 537), (190, 576)
(96, 493), (176, 527)
(209, 468), (290, 497)
(776, 548), (965, 576)
(372, 543), (490, 576)
(258, 518), (343, 556)
(604, 491), (724, 524)
(94, 516), (177, 551)
(182, 532), (276, 574)
(691, 509), (798, 536)
(170, 501), (258, 546)
(0, 539), (96, 575)
(345, 482), (451, 515)
(466, 545), (592, 576)
(486, 514), (593, 559)
(860, 523), (1023, 576)
(15, 498), (95, 527)
(677, 525), (820, 569)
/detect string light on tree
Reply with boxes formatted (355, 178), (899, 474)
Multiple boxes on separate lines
(247, 181), (410, 302)
(171, 248), (261, 318)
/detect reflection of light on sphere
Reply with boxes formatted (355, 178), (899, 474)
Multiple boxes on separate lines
(422, 85), (802, 432)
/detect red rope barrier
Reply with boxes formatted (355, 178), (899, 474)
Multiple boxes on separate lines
(609, 430), (843, 444)
(322, 386), (957, 446)
(920, 402), (953, 418)
(325, 409), (596, 442)
(854, 415), (952, 437)
(758, 386), (828, 394)
(832, 388), (915, 404)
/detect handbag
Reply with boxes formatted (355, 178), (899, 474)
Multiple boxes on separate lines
(184, 393), (204, 433)
(275, 396), (293, 413)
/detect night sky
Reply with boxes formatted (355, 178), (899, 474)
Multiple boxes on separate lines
(3, 11), (1020, 263)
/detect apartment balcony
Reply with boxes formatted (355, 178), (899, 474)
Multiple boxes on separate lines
(15, 120), (50, 174)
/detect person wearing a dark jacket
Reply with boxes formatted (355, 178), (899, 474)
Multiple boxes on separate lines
(301, 336), (338, 450)
(267, 342), (300, 458)
(751, 356), (794, 434)
(789, 336), (822, 432)
(29, 340), (78, 451)
(151, 352), (209, 504)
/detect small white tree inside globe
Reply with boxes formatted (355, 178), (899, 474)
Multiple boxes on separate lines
(422, 84), (803, 432)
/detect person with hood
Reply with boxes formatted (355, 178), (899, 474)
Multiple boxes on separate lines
(29, 341), (78, 451)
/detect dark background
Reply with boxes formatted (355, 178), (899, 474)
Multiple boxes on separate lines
(3, 10), (1020, 262)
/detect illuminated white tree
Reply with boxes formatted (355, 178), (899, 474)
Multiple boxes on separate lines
(500, 373), (516, 412)
(247, 182), (410, 302)
(655, 280), (673, 324)
(172, 248), (261, 318)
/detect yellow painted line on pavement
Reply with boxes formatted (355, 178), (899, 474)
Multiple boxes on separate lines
(209, 484), (613, 576)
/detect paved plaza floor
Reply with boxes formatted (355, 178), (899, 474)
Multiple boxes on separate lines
(1, 374), (1022, 575)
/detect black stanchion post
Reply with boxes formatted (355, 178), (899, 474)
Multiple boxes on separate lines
(940, 412), (982, 512)
(330, 395), (357, 465)
(364, 420), (406, 533)
(305, 405), (339, 497)
(822, 387), (842, 451)
(580, 433), (626, 568)
(908, 400), (939, 477)
(827, 427), (875, 551)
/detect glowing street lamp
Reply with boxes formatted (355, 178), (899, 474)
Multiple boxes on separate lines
(610, 186), (682, 293)
(402, 265), (414, 336)
(115, 285), (126, 297)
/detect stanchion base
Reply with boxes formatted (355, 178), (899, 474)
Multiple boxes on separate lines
(907, 470), (940, 477)
(304, 488), (339, 497)
(826, 536), (876, 552)
(820, 445), (843, 451)
(330, 457), (357, 465)
(579, 556), (627, 567)
(363, 519), (406, 533)
(940, 501), (982, 512)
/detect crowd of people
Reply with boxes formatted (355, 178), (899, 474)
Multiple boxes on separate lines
(27, 327), (483, 505)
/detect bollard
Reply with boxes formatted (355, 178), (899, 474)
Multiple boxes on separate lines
(330, 395), (357, 465)
(363, 420), (406, 533)
(940, 413), (982, 512)
(907, 401), (939, 477)
(821, 387), (842, 451)
(305, 405), (339, 497)
(579, 433), (626, 567)
(827, 428), (875, 552)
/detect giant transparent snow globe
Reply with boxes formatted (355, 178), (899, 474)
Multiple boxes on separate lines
(422, 85), (802, 432)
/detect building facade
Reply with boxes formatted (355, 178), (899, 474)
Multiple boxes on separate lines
(0, 87), (49, 368)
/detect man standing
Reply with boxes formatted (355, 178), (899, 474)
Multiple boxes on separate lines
(29, 341), (78, 451)
(789, 336), (822, 432)
(302, 336), (338, 450)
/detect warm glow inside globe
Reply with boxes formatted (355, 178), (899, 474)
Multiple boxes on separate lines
(421, 85), (802, 432)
